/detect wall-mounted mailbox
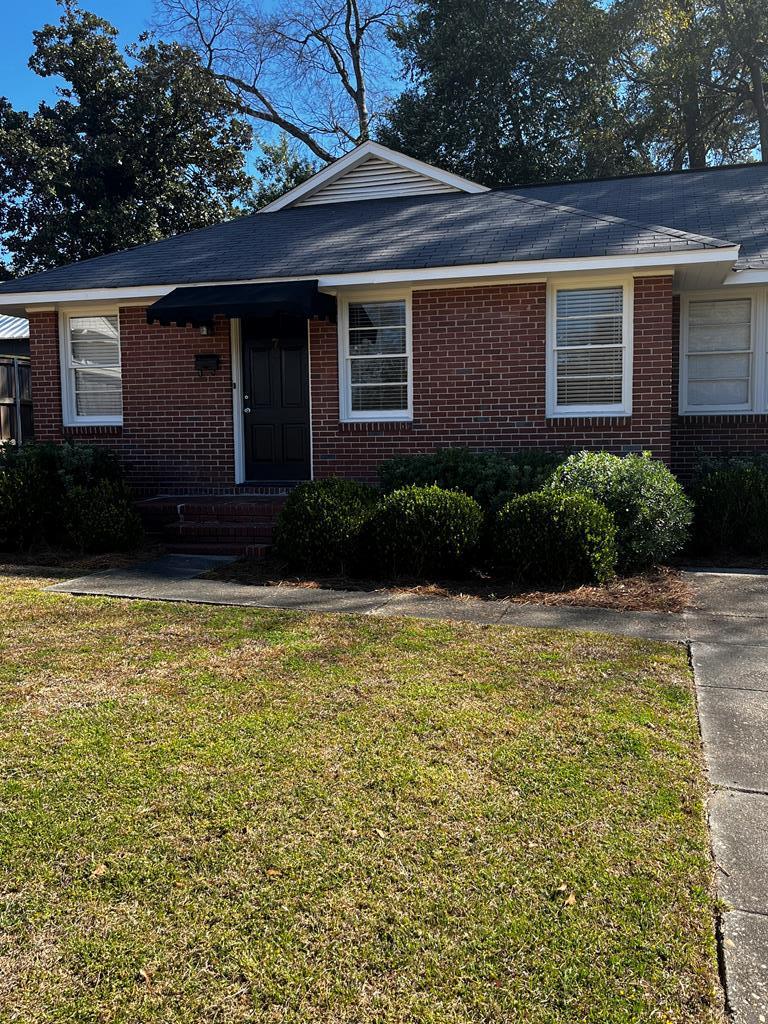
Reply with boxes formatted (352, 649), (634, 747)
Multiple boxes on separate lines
(194, 353), (220, 376)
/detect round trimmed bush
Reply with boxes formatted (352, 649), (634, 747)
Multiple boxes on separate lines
(364, 484), (483, 578)
(547, 451), (693, 572)
(272, 478), (379, 573)
(493, 491), (617, 586)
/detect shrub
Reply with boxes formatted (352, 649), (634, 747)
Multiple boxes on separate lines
(378, 448), (566, 511)
(690, 455), (768, 555)
(548, 451), (693, 572)
(63, 479), (143, 553)
(273, 478), (379, 573)
(493, 491), (617, 586)
(0, 443), (54, 549)
(0, 441), (140, 552)
(364, 485), (483, 578)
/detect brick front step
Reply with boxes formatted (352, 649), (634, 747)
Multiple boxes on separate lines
(165, 520), (276, 541)
(165, 541), (270, 557)
(137, 493), (286, 557)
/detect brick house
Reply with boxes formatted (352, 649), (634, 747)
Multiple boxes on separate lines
(0, 141), (765, 547)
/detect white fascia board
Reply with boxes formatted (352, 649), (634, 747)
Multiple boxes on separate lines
(724, 268), (768, 285)
(0, 285), (172, 312)
(0, 246), (739, 312)
(316, 247), (740, 288)
(259, 140), (488, 213)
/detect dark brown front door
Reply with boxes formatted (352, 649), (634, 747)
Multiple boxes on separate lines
(242, 316), (310, 481)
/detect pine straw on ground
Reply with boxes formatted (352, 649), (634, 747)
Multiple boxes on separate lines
(206, 559), (691, 613)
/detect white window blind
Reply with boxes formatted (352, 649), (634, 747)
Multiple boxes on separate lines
(553, 286), (626, 410)
(686, 298), (752, 410)
(344, 300), (410, 416)
(64, 314), (122, 422)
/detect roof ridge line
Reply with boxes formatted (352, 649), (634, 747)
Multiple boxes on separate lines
(496, 160), (768, 190)
(496, 190), (736, 249)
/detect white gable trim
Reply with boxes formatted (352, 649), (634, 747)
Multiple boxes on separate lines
(259, 141), (488, 213)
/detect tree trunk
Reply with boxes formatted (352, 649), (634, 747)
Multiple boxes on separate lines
(749, 57), (768, 161)
(682, 69), (707, 167)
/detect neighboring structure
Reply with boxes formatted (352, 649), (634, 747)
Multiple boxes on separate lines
(0, 140), (764, 497)
(0, 315), (32, 444)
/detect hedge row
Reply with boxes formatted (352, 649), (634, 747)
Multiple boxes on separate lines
(274, 449), (697, 585)
(0, 442), (142, 553)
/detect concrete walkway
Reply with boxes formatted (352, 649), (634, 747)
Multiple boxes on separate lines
(46, 556), (768, 1022)
(686, 571), (768, 1024)
(47, 553), (688, 640)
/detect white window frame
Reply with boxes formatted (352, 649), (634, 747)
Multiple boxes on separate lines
(546, 276), (634, 418)
(58, 306), (123, 426)
(679, 288), (768, 415)
(337, 291), (413, 422)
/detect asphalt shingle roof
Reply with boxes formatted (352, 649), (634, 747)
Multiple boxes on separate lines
(0, 187), (734, 297)
(511, 163), (768, 270)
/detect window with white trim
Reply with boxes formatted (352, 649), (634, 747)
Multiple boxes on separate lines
(340, 298), (411, 419)
(682, 297), (754, 412)
(547, 283), (632, 416)
(61, 312), (123, 424)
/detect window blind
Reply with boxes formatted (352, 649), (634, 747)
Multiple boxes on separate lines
(67, 315), (122, 419)
(554, 287), (624, 408)
(686, 298), (752, 409)
(346, 301), (409, 413)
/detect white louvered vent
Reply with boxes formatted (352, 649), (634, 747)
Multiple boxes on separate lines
(296, 155), (461, 206)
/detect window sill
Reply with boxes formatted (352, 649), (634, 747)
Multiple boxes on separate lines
(679, 408), (755, 417)
(545, 411), (631, 426)
(62, 423), (123, 436)
(338, 420), (414, 433)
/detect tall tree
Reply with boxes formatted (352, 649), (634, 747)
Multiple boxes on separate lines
(0, 1), (254, 275)
(249, 136), (317, 209)
(378, 0), (651, 186)
(715, 0), (768, 159)
(614, 0), (758, 168)
(158, 0), (403, 162)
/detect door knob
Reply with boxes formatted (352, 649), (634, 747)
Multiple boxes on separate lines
(243, 406), (251, 414)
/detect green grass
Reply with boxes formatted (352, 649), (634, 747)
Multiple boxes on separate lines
(0, 574), (722, 1023)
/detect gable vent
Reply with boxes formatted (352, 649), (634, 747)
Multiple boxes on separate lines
(296, 155), (461, 206)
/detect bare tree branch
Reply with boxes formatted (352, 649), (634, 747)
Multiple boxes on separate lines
(156, 0), (402, 160)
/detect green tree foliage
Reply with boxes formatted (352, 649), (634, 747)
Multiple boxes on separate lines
(380, 0), (768, 183)
(250, 136), (318, 210)
(379, 0), (652, 186)
(0, 2), (255, 275)
(614, 0), (760, 168)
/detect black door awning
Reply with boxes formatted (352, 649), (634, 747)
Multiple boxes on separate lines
(146, 280), (336, 328)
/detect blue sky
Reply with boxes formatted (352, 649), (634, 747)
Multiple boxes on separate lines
(1, 1), (156, 110)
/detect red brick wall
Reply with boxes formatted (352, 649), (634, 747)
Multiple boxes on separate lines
(670, 297), (768, 477)
(311, 276), (675, 482)
(26, 277), (679, 491)
(28, 307), (235, 493)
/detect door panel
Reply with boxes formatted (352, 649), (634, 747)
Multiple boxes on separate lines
(242, 317), (310, 481)
(250, 348), (272, 408)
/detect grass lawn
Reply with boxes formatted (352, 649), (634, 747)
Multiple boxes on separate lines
(0, 572), (722, 1023)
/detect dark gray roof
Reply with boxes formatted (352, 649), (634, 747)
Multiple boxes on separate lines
(512, 163), (768, 270)
(0, 188), (733, 296)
